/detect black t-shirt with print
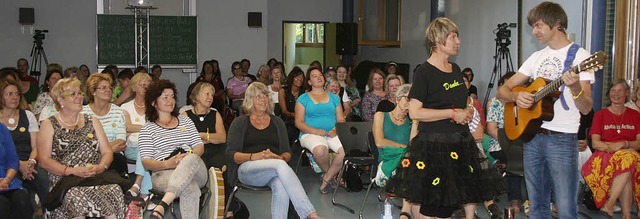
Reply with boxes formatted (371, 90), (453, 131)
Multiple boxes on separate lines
(408, 61), (469, 133)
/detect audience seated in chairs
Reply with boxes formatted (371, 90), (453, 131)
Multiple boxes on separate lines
(372, 84), (417, 219)
(227, 61), (252, 113)
(121, 72), (153, 199)
(139, 80), (208, 219)
(0, 122), (32, 219)
(81, 73), (129, 178)
(279, 66), (305, 145)
(581, 80), (640, 219)
(295, 67), (346, 194)
(226, 82), (323, 219)
(0, 80), (48, 215)
(38, 78), (126, 218)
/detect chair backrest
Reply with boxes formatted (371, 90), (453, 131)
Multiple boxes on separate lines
(367, 131), (379, 161)
(336, 121), (373, 154)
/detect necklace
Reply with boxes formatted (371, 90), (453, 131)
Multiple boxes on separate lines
(134, 100), (145, 108)
(3, 109), (18, 125)
(57, 114), (80, 127)
(193, 107), (209, 122)
(609, 107), (626, 134)
(389, 110), (407, 125)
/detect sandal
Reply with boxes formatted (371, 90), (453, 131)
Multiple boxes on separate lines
(127, 184), (140, 197)
(321, 174), (337, 189)
(151, 200), (169, 219)
(399, 212), (412, 219)
(599, 209), (614, 219)
(485, 203), (501, 219)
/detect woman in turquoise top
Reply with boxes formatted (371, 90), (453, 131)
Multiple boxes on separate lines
(295, 66), (346, 194)
(373, 84), (416, 184)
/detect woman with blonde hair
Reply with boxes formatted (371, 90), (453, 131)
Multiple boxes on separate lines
(625, 83), (640, 112)
(389, 17), (499, 218)
(121, 72), (153, 198)
(361, 68), (388, 121)
(227, 82), (323, 219)
(38, 78), (126, 218)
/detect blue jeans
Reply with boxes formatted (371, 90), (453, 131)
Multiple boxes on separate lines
(524, 132), (578, 219)
(238, 159), (316, 218)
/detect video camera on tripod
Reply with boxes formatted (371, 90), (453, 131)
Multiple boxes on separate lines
(483, 23), (517, 107)
(30, 29), (49, 78)
(33, 29), (48, 41)
(494, 23), (516, 47)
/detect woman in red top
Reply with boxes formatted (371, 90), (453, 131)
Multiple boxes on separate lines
(582, 79), (640, 219)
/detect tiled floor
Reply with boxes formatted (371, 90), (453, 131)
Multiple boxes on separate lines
(234, 165), (638, 219)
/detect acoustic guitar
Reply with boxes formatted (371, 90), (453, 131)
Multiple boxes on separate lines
(504, 51), (607, 142)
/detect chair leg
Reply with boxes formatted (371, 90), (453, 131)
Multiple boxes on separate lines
(332, 159), (355, 213)
(295, 149), (306, 174)
(223, 185), (239, 216)
(359, 179), (376, 219)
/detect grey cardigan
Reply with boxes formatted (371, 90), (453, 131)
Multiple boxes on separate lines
(225, 114), (291, 186)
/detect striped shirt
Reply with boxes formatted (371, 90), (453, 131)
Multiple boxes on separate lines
(139, 116), (203, 161)
(81, 104), (127, 142)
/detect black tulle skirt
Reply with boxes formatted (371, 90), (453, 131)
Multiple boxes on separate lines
(387, 131), (505, 208)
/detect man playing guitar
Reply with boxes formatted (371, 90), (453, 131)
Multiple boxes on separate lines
(497, 2), (593, 218)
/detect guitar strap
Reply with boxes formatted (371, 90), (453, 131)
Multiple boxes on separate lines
(559, 43), (581, 111)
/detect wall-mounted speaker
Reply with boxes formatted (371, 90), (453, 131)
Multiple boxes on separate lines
(336, 23), (357, 55)
(19, 8), (34, 25)
(248, 12), (262, 27)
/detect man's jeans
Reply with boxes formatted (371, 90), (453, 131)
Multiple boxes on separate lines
(524, 131), (578, 219)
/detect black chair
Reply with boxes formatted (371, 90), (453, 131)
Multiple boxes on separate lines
(223, 181), (272, 216)
(332, 123), (376, 214)
(358, 131), (381, 218)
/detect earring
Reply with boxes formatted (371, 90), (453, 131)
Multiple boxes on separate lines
(93, 93), (96, 96)
(61, 105), (64, 108)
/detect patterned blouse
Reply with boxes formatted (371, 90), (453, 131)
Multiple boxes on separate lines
(362, 91), (389, 121)
(486, 97), (504, 152)
(33, 92), (54, 115)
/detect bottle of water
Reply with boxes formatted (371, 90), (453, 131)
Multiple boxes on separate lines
(381, 194), (393, 219)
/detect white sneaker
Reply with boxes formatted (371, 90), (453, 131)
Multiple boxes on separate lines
(612, 204), (622, 212)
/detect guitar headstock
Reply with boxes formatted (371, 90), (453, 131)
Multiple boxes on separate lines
(575, 51), (607, 73)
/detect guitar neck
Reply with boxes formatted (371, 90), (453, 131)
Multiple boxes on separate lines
(533, 65), (581, 102)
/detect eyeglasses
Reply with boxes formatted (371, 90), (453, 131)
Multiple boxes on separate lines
(96, 86), (114, 91)
(253, 93), (268, 100)
(62, 91), (86, 98)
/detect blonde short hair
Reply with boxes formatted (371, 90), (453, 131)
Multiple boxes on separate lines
(426, 17), (459, 53)
(51, 78), (81, 110)
(385, 74), (405, 93)
(189, 82), (215, 107)
(85, 73), (114, 103)
(130, 72), (152, 91)
(242, 82), (274, 115)
(395, 84), (412, 101)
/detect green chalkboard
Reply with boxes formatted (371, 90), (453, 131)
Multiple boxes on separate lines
(97, 15), (197, 66)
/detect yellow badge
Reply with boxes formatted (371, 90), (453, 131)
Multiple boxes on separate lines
(187, 147), (193, 154)
(86, 163), (93, 167)
(135, 118), (140, 123)
(416, 161), (425, 170)
(450, 152), (459, 160)
(111, 123), (116, 128)
(432, 177), (440, 186)
(401, 158), (410, 168)
(19, 127), (26, 132)
(180, 126), (186, 131)
(87, 133), (94, 139)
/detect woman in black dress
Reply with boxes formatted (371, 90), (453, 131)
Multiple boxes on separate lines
(278, 66), (305, 145)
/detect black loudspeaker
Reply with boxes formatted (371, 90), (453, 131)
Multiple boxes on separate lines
(19, 8), (34, 24)
(248, 12), (262, 27)
(336, 23), (357, 55)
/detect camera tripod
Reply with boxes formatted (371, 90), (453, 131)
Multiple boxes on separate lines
(29, 39), (48, 81)
(483, 37), (514, 108)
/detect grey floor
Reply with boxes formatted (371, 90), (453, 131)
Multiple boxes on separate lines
(234, 164), (638, 219)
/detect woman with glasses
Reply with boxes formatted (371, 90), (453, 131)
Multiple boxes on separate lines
(295, 67), (345, 194)
(37, 78), (125, 218)
(376, 75), (405, 113)
(81, 73), (128, 177)
(227, 82), (323, 219)
(227, 61), (251, 112)
(121, 73), (153, 198)
(139, 80), (207, 219)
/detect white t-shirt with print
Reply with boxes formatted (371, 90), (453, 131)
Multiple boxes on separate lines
(518, 43), (594, 133)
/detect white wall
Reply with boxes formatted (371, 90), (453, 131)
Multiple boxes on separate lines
(0, 0), (97, 74)
(446, 0), (519, 104)
(355, 0), (432, 80)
